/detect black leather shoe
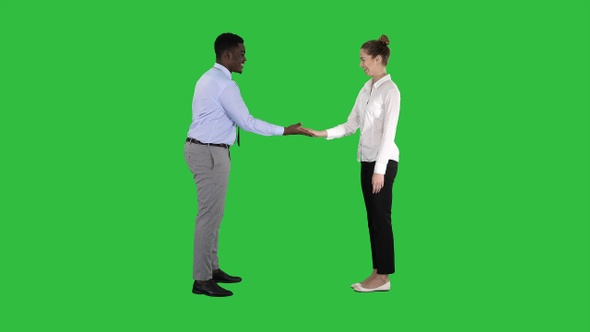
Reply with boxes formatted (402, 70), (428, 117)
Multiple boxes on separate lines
(192, 280), (233, 297)
(212, 269), (242, 283)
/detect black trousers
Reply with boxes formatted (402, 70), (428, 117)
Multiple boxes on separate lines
(360, 160), (398, 275)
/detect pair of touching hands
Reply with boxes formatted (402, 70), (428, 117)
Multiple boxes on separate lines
(284, 123), (386, 194)
(283, 122), (324, 138)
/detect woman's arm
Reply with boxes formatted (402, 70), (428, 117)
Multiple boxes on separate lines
(374, 87), (401, 174)
(305, 90), (363, 139)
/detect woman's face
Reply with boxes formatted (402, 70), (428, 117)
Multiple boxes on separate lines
(359, 49), (381, 76)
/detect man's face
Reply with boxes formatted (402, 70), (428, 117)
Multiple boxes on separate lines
(227, 43), (246, 74)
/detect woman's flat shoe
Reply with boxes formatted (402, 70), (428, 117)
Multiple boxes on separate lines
(351, 283), (361, 289)
(354, 281), (390, 293)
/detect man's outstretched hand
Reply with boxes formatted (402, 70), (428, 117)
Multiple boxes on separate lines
(284, 122), (313, 136)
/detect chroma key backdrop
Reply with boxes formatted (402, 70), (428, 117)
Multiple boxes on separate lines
(1, 0), (588, 331)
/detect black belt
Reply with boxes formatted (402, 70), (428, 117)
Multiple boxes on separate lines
(186, 138), (229, 149)
(186, 137), (229, 149)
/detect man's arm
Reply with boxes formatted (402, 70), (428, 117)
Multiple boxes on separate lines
(219, 83), (310, 136)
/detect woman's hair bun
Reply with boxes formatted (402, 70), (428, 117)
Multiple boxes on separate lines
(378, 35), (390, 46)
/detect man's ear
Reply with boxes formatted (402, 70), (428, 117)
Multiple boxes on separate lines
(224, 50), (232, 60)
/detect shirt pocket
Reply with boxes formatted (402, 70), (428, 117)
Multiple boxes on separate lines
(367, 98), (385, 120)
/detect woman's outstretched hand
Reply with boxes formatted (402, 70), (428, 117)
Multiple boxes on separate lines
(303, 128), (327, 138)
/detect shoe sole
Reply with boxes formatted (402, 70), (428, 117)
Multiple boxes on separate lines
(192, 289), (233, 297)
(212, 279), (242, 284)
(353, 289), (390, 293)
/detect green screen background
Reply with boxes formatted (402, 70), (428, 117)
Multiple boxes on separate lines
(1, 0), (588, 331)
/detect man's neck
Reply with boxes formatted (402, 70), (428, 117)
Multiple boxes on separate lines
(216, 62), (231, 73)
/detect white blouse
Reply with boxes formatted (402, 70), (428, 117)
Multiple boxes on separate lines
(326, 74), (401, 174)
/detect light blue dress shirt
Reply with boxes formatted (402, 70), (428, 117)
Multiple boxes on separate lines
(187, 63), (284, 145)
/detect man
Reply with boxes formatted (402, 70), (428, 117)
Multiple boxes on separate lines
(184, 33), (310, 297)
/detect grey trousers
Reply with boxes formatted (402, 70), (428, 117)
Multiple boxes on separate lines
(184, 142), (231, 281)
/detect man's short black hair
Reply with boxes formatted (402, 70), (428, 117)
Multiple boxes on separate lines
(214, 33), (244, 60)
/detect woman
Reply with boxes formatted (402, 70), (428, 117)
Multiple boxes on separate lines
(306, 35), (401, 293)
